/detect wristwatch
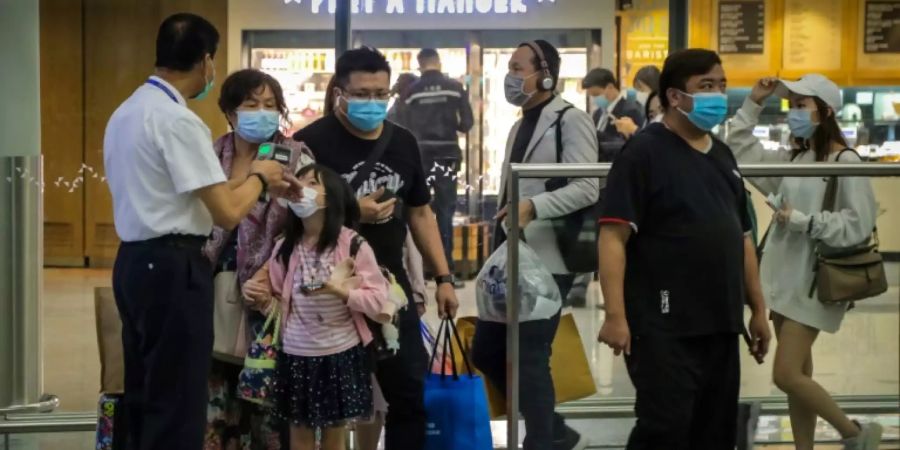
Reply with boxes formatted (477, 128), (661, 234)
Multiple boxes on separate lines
(250, 172), (268, 202)
(433, 274), (455, 286)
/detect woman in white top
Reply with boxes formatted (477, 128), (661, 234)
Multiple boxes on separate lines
(727, 74), (881, 450)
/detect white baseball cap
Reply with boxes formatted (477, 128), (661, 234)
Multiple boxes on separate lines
(775, 74), (842, 112)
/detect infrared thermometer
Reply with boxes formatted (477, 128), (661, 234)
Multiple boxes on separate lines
(256, 142), (293, 166)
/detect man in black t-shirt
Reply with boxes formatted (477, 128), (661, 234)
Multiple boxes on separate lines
(597, 49), (772, 450)
(293, 47), (459, 450)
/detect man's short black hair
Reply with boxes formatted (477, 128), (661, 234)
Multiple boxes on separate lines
(335, 46), (392, 88)
(658, 49), (722, 108)
(155, 13), (219, 72)
(417, 48), (440, 67)
(582, 68), (618, 90)
(519, 40), (561, 90)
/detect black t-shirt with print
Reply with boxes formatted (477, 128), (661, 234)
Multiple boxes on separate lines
(293, 114), (430, 293)
(600, 123), (753, 337)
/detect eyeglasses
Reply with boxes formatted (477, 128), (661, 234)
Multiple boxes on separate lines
(344, 91), (392, 101)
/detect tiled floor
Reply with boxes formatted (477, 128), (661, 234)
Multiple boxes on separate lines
(31, 266), (900, 449)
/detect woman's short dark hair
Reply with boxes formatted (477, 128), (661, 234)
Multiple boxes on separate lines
(520, 40), (561, 90)
(279, 164), (360, 266)
(335, 47), (392, 88)
(793, 96), (849, 161)
(155, 13), (219, 72)
(658, 49), (722, 109)
(633, 65), (661, 92)
(218, 69), (290, 126)
(644, 91), (659, 122)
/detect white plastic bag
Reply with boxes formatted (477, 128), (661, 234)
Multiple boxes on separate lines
(475, 241), (562, 323)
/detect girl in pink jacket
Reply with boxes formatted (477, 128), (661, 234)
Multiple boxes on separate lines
(257, 164), (395, 450)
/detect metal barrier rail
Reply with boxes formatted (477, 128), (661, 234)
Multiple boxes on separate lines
(505, 162), (900, 446)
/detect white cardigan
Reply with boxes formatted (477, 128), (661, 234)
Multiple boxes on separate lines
(726, 98), (878, 333)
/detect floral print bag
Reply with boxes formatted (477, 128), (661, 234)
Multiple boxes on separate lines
(238, 305), (281, 407)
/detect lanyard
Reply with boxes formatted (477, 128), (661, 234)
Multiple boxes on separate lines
(145, 78), (179, 104)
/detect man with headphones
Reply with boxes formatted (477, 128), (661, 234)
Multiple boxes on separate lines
(471, 40), (598, 450)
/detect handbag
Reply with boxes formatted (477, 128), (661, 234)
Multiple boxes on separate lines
(237, 305), (280, 407)
(810, 150), (887, 304)
(94, 287), (125, 394)
(424, 318), (493, 450)
(452, 315), (597, 419)
(212, 270), (248, 363)
(349, 233), (407, 363)
(544, 104), (603, 274)
(212, 230), (249, 363)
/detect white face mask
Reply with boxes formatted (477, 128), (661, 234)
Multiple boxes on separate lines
(651, 113), (664, 123)
(287, 186), (322, 218)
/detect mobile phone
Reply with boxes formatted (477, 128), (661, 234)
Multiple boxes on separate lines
(742, 326), (765, 364)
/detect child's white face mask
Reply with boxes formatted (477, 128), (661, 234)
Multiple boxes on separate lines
(287, 187), (322, 218)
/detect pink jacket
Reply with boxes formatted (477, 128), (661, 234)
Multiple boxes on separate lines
(266, 227), (395, 345)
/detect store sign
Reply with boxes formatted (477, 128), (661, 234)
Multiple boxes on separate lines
(283, 0), (556, 14)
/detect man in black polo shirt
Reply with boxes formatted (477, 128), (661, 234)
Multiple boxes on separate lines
(597, 49), (771, 450)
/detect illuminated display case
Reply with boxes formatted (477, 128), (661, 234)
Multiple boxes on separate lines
(245, 29), (601, 220)
(721, 87), (900, 161)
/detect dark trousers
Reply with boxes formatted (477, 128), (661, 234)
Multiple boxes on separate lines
(374, 287), (429, 450)
(625, 333), (740, 450)
(426, 157), (459, 272)
(471, 275), (575, 450)
(112, 236), (214, 450)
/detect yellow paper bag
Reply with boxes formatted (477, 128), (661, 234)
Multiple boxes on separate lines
(452, 314), (597, 418)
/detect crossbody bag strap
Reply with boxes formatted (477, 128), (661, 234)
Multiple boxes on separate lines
(350, 121), (395, 192)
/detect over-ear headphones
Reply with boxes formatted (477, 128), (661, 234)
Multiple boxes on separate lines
(523, 41), (554, 92)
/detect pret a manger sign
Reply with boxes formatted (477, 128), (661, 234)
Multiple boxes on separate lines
(283, 0), (558, 14)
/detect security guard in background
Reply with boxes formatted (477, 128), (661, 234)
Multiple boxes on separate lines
(103, 13), (287, 450)
(399, 49), (474, 285)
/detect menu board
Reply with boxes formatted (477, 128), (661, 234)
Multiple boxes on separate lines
(865, 0), (900, 53)
(783, 0), (843, 70)
(719, 0), (766, 54)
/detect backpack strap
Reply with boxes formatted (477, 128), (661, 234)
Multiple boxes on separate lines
(553, 104), (576, 164)
(349, 233), (366, 259)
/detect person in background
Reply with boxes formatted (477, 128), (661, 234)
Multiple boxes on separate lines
(582, 68), (644, 161)
(400, 48), (475, 288)
(632, 65), (661, 106)
(597, 49), (771, 450)
(614, 91), (663, 139)
(471, 40), (599, 450)
(250, 164), (394, 450)
(104, 13), (286, 450)
(293, 47), (459, 450)
(644, 91), (662, 123)
(726, 74), (882, 450)
(386, 73), (419, 126)
(202, 68), (314, 450)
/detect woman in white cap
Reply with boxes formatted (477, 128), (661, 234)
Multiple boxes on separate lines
(726, 74), (881, 450)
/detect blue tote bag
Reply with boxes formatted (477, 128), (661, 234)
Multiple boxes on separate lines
(424, 318), (493, 450)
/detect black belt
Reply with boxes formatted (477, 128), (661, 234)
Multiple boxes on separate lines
(121, 234), (207, 250)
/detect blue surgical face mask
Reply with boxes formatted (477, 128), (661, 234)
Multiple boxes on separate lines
(592, 95), (610, 110)
(235, 109), (280, 143)
(343, 97), (388, 132)
(677, 91), (728, 131)
(787, 109), (818, 139)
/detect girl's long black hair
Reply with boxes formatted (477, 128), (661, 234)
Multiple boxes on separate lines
(279, 164), (360, 266)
